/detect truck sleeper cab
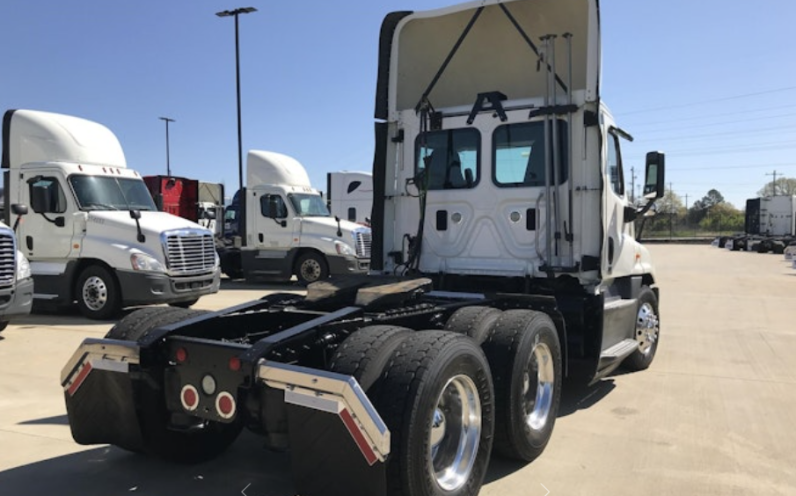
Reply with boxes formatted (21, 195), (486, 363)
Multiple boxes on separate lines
(2, 109), (221, 319)
(62, 1), (664, 495)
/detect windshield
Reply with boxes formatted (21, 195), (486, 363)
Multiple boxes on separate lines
(288, 193), (330, 217)
(69, 175), (157, 211)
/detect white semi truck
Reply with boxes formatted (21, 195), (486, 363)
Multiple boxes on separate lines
(327, 170), (373, 224)
(219, 150), (371, 284)
(61, 1), (664, 495)
(0, 205), (34, 332)
(2, 109), (221, 319)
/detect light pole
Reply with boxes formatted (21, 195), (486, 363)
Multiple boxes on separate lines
(216, 6), (257, 192)
(159, 117), (175, 176)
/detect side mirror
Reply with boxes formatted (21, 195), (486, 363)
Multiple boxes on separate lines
(30, 185), (53, 213)
(643, 151), (666, 200)
(129, 210), (142, 220)
(202, 209), (217, 220)
(11, 204), (28, 216)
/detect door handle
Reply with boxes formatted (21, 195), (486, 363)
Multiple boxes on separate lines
(258, 233), (264, 243)
(55, 217), (65, 227)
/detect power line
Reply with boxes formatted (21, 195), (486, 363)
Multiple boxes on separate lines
(626, 103), (796, 127)
(615, 85), (796, 116)
(631, 111), (796, 135)
(634, 122), (796, 143)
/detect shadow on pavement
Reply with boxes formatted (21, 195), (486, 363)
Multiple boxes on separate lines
(0, 431), (294, 496)
(18, 415), (70, 426)
(557, 378), (616, 417)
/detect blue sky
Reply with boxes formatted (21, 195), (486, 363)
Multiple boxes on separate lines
(1, 0), (795, 209)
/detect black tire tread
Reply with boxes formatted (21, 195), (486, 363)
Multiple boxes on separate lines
(445, 306), (502, 344)
(482, 309), (562, 461)
(329, 325), (412, 389)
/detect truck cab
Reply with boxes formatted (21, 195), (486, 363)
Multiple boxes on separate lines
(0, 204), (33, 332)
(220, 151), (371, 284)
(2, 109), (221, 319)
(326, 171), (373, 225)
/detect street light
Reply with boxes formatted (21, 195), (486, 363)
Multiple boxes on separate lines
(216, 6), (257, 192)
(159, 117), (175, 176)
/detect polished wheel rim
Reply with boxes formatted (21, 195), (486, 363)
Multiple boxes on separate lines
(429, 374), (481, 492)
(300, 259), (322, 282)
(636, 302), (659, 355)
(82, 276), (108, 311)
(523, 342), (555, 432)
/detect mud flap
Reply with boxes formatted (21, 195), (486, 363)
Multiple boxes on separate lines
(259, 362), (390, 496)
(61, 339), (144, 452)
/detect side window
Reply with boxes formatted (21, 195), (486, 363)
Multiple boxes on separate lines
(29, 177), (67, 213)
(259, 194), (287, 218)
(607, 134), (624, 196)
(347, 181), (361, 194)
(416, 128), (480, 190)
(493, 121), (568, 187)
(347, 207), (356, 222)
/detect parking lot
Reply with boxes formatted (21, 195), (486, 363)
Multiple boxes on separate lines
(1, 244), (794, 496)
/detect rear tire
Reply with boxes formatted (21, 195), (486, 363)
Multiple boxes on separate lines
(330, 325), (413, 389)
(0, 321), (8, 333)
(76, 265), (121, 320)
(482, 309), (562, 462)
(107, 307), (242, 462)
(445, 306), (502, 344)
(366, 331), (494, 496)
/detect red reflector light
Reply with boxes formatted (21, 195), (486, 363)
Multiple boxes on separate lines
(181, 385), (199, 412)
(216, 392), (236, 419)
(175, 347), (188, 363)
(228, 357), (241, 372)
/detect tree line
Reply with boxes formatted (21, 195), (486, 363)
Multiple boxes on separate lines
(641, 177), (796, 237)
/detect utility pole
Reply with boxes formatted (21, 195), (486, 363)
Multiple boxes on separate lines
(669, 182), (674, 239)
(630, 166), (636, 204)
(158, 117), (175, 176)
(766, 170), (779, 196)
(684, 193), (689, 236)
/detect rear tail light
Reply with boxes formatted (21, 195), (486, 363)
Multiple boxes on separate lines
(216, 391), (236, 419)
(228, 357), (242, 372)
(180, 385), (199, 412)
(175, 347), (188, 363)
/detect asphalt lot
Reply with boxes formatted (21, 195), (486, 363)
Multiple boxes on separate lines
(1, 245), (795, 496)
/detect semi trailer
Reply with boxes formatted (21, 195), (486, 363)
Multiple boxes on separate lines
(2, 110), (221, 319)
(725, 196), (796, 252)
(61, 1), (664, 495)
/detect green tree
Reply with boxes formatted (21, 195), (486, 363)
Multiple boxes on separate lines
(757, 177), (796, 197)
(698, 202), (744, 233)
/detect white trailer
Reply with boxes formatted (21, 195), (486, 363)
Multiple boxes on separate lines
(2, 110), (221, 319)
(326, 171), (373, 224)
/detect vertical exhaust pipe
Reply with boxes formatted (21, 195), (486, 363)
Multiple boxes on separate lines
(564, 32), (575, 266)
(540, 35), (553, 269)
(549, 34), (563, 267)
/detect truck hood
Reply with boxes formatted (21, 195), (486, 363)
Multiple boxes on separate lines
(86, 211), (210, 239)
(300, 216), (369, 237)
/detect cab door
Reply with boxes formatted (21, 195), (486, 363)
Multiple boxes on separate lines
(601, 128), (635, 279)
(18, 171), (77, 260)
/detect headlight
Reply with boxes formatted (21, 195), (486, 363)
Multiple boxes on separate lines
(16, 251), (31, 280)
(131, 253), (166, 272)
(335, 241), (356, 256)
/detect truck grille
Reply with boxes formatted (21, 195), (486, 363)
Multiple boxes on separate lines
(0, 233), (15, 288)
(354, 230), (372, 258)
(164, 231), (216, 275)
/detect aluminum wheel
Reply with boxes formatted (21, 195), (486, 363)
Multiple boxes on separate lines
(636, 302), (659, 355)
(522, 342), (555, 432)
(428, 374), (481, 492)
(82, 276), (109, 312)
(300, 258), (322, 282)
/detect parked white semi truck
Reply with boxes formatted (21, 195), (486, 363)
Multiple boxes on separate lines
(2, 109), (221, 319)
(219, 150), (371, 284)
(327, 170), (373, 224)
(0, 205), (33, 332)
(62, 1), (664, 495)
